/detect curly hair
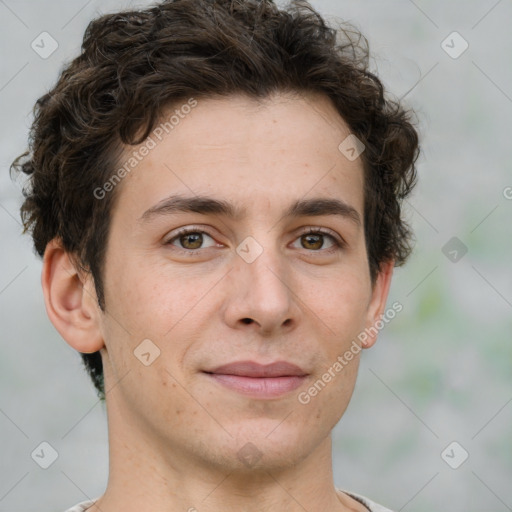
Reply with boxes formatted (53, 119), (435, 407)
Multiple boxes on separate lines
(11, 0), (419, 400)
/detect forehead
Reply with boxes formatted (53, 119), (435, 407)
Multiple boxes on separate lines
(112, 92), (365, 223)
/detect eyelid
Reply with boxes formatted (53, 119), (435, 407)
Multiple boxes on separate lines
(300, 226), (342, 240)
(298, 226), (346, 247)
(164, 225), (221, 248)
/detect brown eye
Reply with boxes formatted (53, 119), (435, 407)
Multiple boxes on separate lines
(166, 228), (217, 251)
(179, 232), (203, 250)
(301, 233), (324, 250)
(292, 229), (341, 252)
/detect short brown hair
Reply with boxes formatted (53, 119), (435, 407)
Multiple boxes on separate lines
(11, 0), (419, 400)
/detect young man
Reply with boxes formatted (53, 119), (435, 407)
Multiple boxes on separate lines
(12, 0), (419, 511)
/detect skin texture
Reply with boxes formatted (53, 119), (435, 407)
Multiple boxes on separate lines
(42, 92), (393, 512)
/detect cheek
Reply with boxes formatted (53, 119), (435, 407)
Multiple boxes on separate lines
(308, 271), (371, 342)
(106, 347), (205, 438)
(297, 347), (361, 438)
(103, 256), (191, 336)
(101, 259), (215, 382)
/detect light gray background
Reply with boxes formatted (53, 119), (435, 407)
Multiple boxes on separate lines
(1, 1), (511, 511)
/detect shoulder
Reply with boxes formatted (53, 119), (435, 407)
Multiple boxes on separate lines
(342, 489), (396, 512)
(60, 498), (98, 512)
(65, 493), (394, 512)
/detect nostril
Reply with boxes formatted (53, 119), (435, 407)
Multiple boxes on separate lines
(241, 318), (253, 325)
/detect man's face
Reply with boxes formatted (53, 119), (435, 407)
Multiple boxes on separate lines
(97, 92), (387, 472)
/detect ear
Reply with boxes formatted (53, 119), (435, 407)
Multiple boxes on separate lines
(41, 239), (104, 353)
(361, 260), (395, 349)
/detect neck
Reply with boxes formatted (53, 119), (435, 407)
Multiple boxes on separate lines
(87, 395), (366, 512)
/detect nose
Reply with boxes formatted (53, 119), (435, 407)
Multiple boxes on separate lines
(221, 240), (298, 336)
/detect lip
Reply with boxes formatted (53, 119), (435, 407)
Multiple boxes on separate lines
(203, 360), (309, 399)
(206, 360), (308, 377)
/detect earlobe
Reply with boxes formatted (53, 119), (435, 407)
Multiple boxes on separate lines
(41, 239), (104, 353)
(361, 260), (394, 349)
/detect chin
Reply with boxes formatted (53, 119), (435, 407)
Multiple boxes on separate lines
(191, 421), (320, 473)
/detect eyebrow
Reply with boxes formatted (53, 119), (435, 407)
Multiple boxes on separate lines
(139, 194), (361, 227)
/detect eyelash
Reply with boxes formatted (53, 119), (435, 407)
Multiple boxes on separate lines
(165, 226), (346, 255)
